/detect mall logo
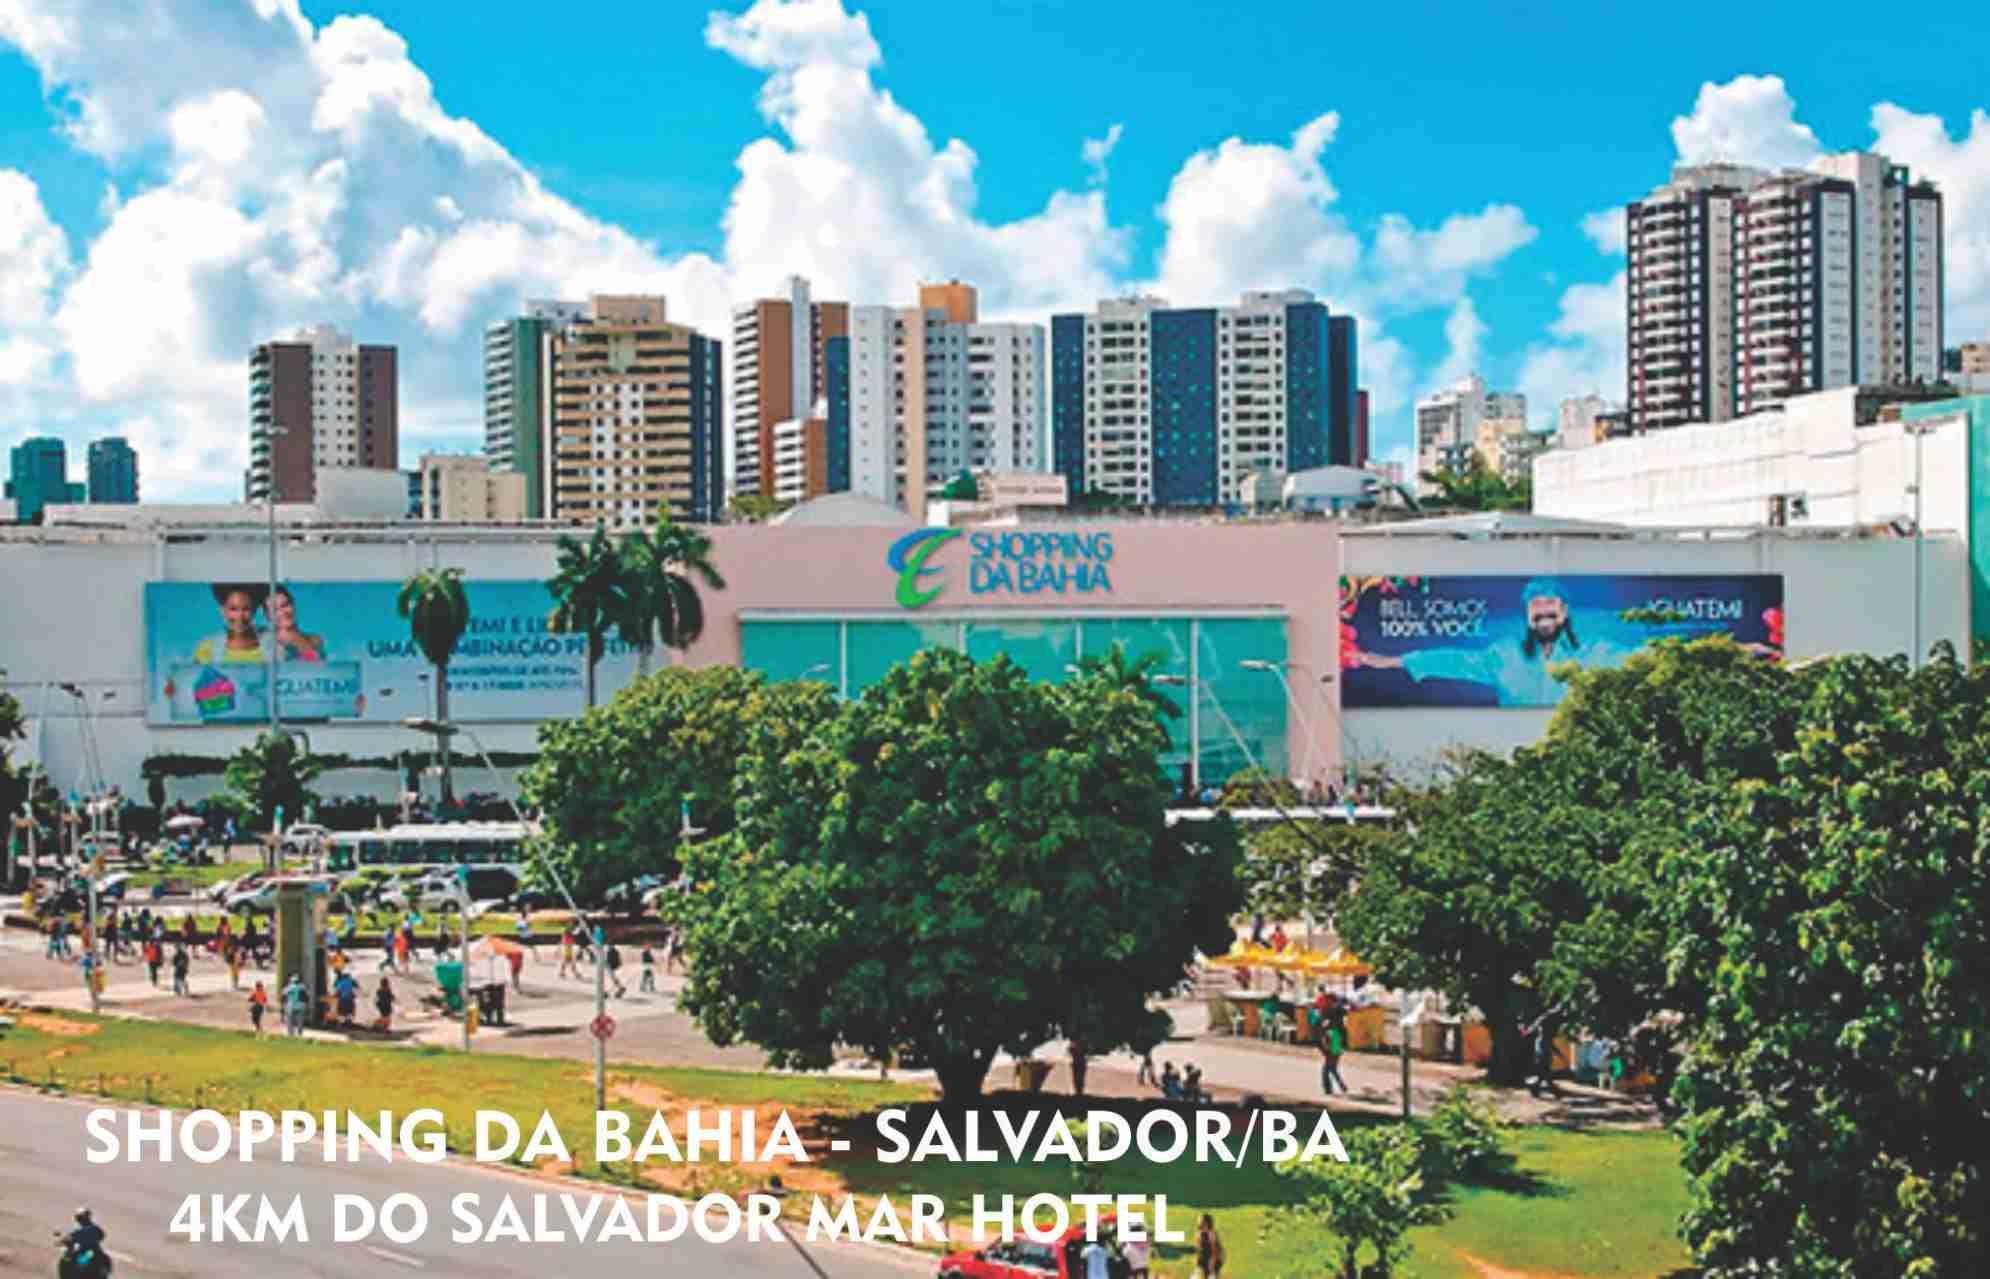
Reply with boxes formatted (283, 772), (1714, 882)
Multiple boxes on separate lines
(887, 528), (963, 609)
(886, 528), (1115, 609)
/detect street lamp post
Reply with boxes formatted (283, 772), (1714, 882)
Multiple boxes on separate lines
(1909, 422), (1930, 669)
(1239, 659), (1327, 789)
(264, 425), (289, 736)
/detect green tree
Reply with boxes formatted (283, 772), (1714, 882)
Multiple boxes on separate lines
(523, 668), (834, 903)
(726, 493), (790, 523)
(397, 567), (472, 805)
(940, 469), (979, 501)
(1267, 1126), (1442, 1279)
(1666, 647), (1990, 1275)
(615, 513), (726, 676)
(671, 648), (1242, 1104)
(0, 690), (25, 820)
(1418, 453), (1530, 512)
(221, 731), (324, 834)
(547, 524), (629, 710)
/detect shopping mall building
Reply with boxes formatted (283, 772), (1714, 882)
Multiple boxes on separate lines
(0, 494), (1970, 803)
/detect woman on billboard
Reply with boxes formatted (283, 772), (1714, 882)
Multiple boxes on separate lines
(267, 584), (327, 662)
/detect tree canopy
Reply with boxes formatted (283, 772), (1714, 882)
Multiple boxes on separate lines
(522, 666), (833, 903)
(398, 567), (471, 803)
(1417, 453), (1531, 512)
(668, 648), (1241, 1104)
(220, 731), (323, 833)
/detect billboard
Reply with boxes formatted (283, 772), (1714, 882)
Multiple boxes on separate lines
(1339, 574), (1785, 708)
(143, 580), (642, 726)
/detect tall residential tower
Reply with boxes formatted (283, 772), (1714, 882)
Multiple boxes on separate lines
(484, 299), (588, 518)
(247, 325), (398, 503)
(730, 276), (848, 503)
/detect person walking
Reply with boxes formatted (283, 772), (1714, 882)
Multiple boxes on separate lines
(247, 980), (268, 1038)
(374, 977), (397, 1033)
(638, 945), (656, 995)
(226, 938), (243, 991)
(170, 944), (191, 997)
(605, 943), (626, 998)
(1195, 1214), (1225, 1278)
(333, 970), (358, 1027)
(1137, 1047), (1157, 1089)
(392, 926), (410, 974)
(143, 937), (162, 987)
(79, 948), (99, 1000)
(1123, 1235), (1151, 1279)
(1525, 1014), (1560, 1099)
(281, 974), (308, 1036)
(558, 928), (579, 980)
(514, 909), (532, 953)
(1318, 1006), (1349, 1095)
(506, 946), (524, 994)
(378, 926), (396, 973)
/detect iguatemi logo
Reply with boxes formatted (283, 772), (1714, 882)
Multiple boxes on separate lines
(886, 528), (1115, 610)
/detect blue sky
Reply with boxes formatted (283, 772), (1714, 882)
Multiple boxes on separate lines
(1, 0), (1986, 498)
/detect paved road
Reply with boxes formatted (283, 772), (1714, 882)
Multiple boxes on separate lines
(0, 1092), (924, 1278)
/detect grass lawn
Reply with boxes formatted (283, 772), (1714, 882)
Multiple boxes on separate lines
(122, 862), (243, 890)
(0, 1015), (1691, 1276)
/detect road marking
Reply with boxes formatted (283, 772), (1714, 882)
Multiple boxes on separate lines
(365, 1245), (426, 1267)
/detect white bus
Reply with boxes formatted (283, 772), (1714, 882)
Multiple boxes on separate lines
(325, 822), (532, 874)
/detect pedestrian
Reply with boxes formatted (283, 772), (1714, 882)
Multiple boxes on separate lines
(606, 943), (625, 998)
(1069, 1039), (1088, 1096)
(660, 926), (680, 975)
(43, 916), (59, 961)
(392, 927), (410, 974)
(507, 946), (524, 994)
(170, 944), (190, 997)
(1080, 1236), (1112, 1279)
(180, 914), (197, 954)
(144, 937), (162, 987)
(281, 974), (308, 1036)
(1319, 1007), (1349, 1096)
(639, 945), (656, 994)
(1526, 1016), (1559, 1099)
(1250, 913), (1266, 946)
(379, 926), (395, 973)
(1137, 1047), (1157, 1088)
(434, 916), (448, 957)
(374, 977), (397, 1032)
(1161, 1062), (1182, 1100)
(226, 938), (243, 991)
(334, 970), (358, 1027)
(1195, 1213), (1225, 1279)
(1123, 1234), (1151, 1279)
(1184, 1064), (1206, 1105)
(247, 980), (268, 1038)
(514, 910), (532, 952)
(558, 928), (579, 980)
(79, 948), (98, 999)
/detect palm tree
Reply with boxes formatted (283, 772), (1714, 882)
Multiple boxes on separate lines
(1068, 641), (1181, 722)
(546, 524), (629, 710)
(616, 513), (727, 675)
(397, 568), (472, 806)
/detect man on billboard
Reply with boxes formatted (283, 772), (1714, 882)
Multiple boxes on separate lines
(1353, 577), (1627, 707)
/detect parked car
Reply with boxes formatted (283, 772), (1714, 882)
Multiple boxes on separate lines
(210, 871), (267, 904)
(226, 876), (335, 916)
(937, 1222), (1127, 1279)
(280, 824), (330, 856)
(93, 871), (135, 902)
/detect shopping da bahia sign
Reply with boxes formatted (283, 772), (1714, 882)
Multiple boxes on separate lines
(886, 527), (1116, 609)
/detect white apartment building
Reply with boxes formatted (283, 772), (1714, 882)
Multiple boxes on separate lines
(1555, 394), (1616, 451)
(1535, 385), (1974, 529)
(1626, 152), (1944, 431)
(966, 324), (1046, 473)
(841, 285), (1045, 520)
(1059, 290), (1354, 506)
(731, 276), (847, 504)
(247, 325), (397, 504)
(1414, 373), (1526, 486)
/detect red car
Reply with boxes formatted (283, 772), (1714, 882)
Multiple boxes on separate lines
(938, 1221), (1131, 1279)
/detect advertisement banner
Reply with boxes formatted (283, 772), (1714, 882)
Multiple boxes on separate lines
(143, 580), (642, 726)
(1339, 574), (1785, 708)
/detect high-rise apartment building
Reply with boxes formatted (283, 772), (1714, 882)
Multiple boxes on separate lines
(1415, 374), (1526, 485)
(419, 454), (528, 522)
(730, 276), (848, 503)
(7, 437), (82, 522)
(1048, 290), (1356, 507)
(831, 282), (1045, 521)
(485, 300), (588, 518)
(85, 437), (138, 504)
(248, 325), (398, 502)
(1555, 394), (1618, 451)
(546, 295), (723, 528)
(1625, 153), (1944, 432)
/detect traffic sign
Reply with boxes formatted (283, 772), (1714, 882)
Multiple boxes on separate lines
(590, 1014), (617, 1041)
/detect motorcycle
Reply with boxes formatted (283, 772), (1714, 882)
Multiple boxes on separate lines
(53, 1231), (112, 1279)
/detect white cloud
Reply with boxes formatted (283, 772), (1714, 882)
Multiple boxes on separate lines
(1081, 123), (1122, 186)
(0, 168), (68, 387)
(1423, 298), (1487, 396)
(1580, 207), (1625, 255)
(0, 0), (1542, 497)
(1870, 103), (1990, 340)
(1515, 271), (1627, 428)
(1671, 74), (1821, 171)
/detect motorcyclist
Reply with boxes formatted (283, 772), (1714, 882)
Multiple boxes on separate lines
(56, 1207), (111, 1277)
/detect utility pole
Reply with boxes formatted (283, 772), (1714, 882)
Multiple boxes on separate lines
(594, 923), (607, 1112)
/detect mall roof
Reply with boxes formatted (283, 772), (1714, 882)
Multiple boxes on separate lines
(1343, 511), (1924, 541)
(771, 493), (918, 528)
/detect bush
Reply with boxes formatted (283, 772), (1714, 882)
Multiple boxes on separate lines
(1269, 1124), (1442, 1279)
(1418, 1086), (1510, 1183)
